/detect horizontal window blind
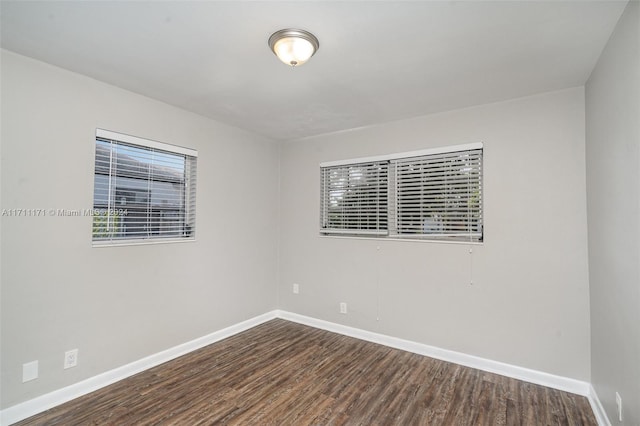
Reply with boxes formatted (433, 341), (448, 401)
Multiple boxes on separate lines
(389, 148), (482, 242)
(320, 161), (388, 235)
(320, 144), (483, 242)
(93, 131), (197, 245)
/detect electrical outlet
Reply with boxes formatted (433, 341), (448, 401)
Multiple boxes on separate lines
(22, 360), (38, 382)
(64, 349), (78, 369)
(340, 302), (347, 314)
(615, 392), (622, 422)
(293, 283), (299, 294)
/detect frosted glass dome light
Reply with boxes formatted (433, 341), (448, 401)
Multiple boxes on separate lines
(269, 29), (319, 67)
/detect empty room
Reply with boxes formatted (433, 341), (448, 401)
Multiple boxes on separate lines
(0, 1), (638, 425)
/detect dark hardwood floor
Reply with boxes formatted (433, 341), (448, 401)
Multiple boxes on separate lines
(16, 319), (597, 425)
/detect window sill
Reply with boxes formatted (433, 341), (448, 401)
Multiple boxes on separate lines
(318, 234), (483, 245)
(92, 238), (196, 248)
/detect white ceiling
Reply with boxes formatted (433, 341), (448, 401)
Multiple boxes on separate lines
(0, 1), (628, 141)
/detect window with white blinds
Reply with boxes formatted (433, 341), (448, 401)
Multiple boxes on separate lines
(389, 148), (482, 242)
(320, 161), (388, 235)
(320, 143), (483, 242)
(92, 129), (197, 245)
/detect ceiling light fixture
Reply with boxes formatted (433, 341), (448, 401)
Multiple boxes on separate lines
(268, 29), (319, 67)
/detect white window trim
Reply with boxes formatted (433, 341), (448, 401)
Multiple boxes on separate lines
(320, 142), (482, 168)
(92, 238), (196, 248)
(320, 142), (484, 243)
(92, 129), (197, 247)
(319, 234), (484, 245)
(96, 128), (198, 158)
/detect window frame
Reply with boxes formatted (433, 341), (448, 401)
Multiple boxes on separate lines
(319, 160), (389, 236)
(92, 128), (198, 247)
(319, 142), (483, 243)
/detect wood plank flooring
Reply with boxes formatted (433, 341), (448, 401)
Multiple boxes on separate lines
(16, 319), (597, 425)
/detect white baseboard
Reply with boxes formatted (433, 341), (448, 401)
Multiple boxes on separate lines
(1, 310), (602, 425)
(0, 311), (278, 426)
(276, 311), (592, 398)
(588, 385), (612, 426)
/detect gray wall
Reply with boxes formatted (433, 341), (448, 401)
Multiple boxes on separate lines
(0, 50), (279, 408)
(279, 87), (591, 381)
(586, 1), (640, 424)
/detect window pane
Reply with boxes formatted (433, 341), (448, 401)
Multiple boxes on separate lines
(320, 161), (388, 235)
(391, 149), (482, 242)
(319, 145), (483, 242)
(92, 135), (197, 244)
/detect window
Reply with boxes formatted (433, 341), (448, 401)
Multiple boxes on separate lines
(320, 161), (388, 235)
(320, 143), (483, 242)
(93, 129), (197, 245)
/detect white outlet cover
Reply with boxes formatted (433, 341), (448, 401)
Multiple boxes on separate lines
(22, 360), (38, 382)
(340, 302), (347, 314)
(293, 283), (299, 294)
(64, 349), (78, 369)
